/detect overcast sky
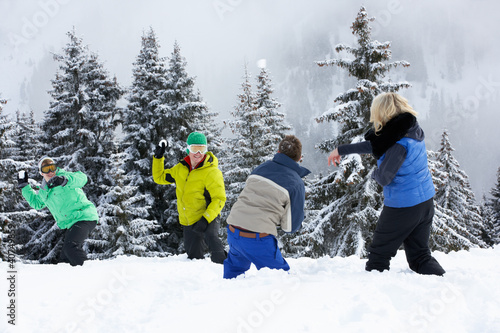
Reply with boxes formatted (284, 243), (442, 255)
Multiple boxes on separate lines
(2, 0), (498, 117)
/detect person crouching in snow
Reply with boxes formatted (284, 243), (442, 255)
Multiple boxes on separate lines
(223, 135), (311, 279)
(328, 92), (445, 276)
(17, 156), (98, 266)
(152, 131), (227, 264)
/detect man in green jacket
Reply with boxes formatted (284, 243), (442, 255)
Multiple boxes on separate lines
(18, 156), (98, 266)
(152, 132), (227, 264)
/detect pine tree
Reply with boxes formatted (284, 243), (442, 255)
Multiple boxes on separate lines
(121, 27), (170, 255)
(254, 66), (292, 160)
(255, 65), (296, 245)
(79, 51), (124, 199)
(0, 98), (15, 260)
(86, 149), (125, 259)
(27, 28), (124, 262)
(220, 66), (255, 222)
(164, 41), (222, 155)
(427, 150), (483, 252)
(0, 106), (46, 262)
(9, 110), (44, 216)
(486, 167), (500, 244)
(288, 7), (411, 258)
(223, 66), (256, 190)
(153, 40), (224, 251)
(87, 151), (166, 258)
(41, 28), (89, 161)
(429, 130), (488, 251)
(42, 28), (124, 202)
(0, 98), (12, 160)
(222, 64), (291, 222)
(480, 193), (499, 246)
(11, 110), (41, 161)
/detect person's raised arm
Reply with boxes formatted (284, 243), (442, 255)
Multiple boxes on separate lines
(328, 141), (373, 166)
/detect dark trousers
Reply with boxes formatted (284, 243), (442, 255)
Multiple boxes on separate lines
(366, 198), (445, 276)
(60, 221), (96, 266)
(183, 218), (226, 264)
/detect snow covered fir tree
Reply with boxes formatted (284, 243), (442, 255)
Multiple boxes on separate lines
(2, 111), (47, 260)
(165, 41), (223, 156)
(221, 64), (291, 223)
(121, 27), (172, 256)
(122, 29), (221, 255)
(482, 167), (500, 245)
(157, 39), (224, 251)
(427, 131), (488, 252)
(89, 150), (153, 258)
(0, 101), (48, 261)
(254, 65), (292, 157)
(0, 97), (15, 260)
(285, 7), (410, 258)
(10, 28), (125, 262)
(221, 66), (256, 221)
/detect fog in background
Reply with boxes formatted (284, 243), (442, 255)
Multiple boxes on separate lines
(1, 0), (499, 198)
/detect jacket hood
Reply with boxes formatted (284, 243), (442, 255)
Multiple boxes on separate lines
(406, 122), (425, 141)
(40, 178), (48, 190)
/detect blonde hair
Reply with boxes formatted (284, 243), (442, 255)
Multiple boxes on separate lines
(370, 93), (418, 133)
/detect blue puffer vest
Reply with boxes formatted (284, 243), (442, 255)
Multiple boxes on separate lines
(378, 137), (435, 208)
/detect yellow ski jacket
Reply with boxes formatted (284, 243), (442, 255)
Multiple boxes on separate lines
(152, 152), (226, 226)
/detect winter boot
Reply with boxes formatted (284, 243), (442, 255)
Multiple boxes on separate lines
(411, 257), (445, 276)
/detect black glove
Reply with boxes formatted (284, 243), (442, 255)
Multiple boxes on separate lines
(154, 139), (169, 158)
(17, 170), (29, 188)
(192, 217), (209, 233)
(47, 176), (68, 189)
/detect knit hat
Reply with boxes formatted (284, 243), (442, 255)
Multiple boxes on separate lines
(38, 156), (54, 172)
(186, 132), (207, 145)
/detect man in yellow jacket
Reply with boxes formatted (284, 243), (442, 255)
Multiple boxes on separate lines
(152, 132), (227, 264)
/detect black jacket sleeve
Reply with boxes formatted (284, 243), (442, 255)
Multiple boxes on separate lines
(338, 141), (373, 156)
(371, 143), (407, 186)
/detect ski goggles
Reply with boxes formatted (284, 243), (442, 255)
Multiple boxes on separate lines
(40, 164), (57, 174)
(188, 144), (207, 154)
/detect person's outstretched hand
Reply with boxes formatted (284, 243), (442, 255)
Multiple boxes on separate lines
(328, 148), (341, 167)
(47, 176), (67, 189)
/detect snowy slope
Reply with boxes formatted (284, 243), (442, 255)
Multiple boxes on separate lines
(2, 247), (500, 333)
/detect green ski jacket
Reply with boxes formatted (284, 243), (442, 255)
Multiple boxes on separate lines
(21, 168), (98, 229)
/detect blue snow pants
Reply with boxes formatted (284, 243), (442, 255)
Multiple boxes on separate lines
(223, 226), (290, 279)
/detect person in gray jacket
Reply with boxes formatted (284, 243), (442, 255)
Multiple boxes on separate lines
(223, 135), (311, 279)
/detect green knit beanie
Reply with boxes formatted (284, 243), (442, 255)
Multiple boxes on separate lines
(186, 132), (207, 145)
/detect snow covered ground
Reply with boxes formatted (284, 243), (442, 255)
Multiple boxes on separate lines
(2, 247), (500, 333)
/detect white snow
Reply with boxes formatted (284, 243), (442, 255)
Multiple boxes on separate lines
(2, 247), (500, 333)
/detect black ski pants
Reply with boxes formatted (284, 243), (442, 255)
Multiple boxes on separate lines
(60, 220), (96, 266)
(183, 218), (226, 264)
(366, 198), (445, 276)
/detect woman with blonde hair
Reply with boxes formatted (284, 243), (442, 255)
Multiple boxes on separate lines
(328, 92), (445, 276)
